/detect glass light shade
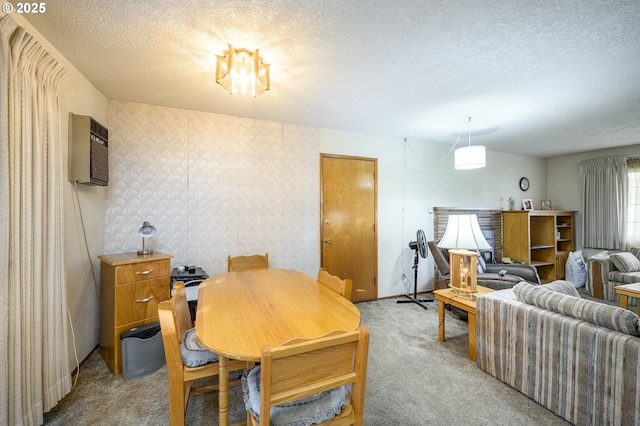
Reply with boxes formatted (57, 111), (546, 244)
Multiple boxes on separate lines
(455, 145), (486, 169)
(216, 44), (270, 96)
(437, 214), (491, 250)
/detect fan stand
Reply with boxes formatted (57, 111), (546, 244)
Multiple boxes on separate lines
(397, 245), (433, 309)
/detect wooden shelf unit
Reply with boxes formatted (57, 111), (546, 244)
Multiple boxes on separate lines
(502, 210), (576, 283)
(98, 251), (173, 376)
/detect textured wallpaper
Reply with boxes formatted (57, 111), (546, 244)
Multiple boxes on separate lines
(104, 101), (320, 277)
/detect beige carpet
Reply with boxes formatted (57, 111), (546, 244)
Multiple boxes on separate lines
(44, 296), (571, 425)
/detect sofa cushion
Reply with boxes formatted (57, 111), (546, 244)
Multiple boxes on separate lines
(514, 282), (640, 336)
(608, 270), (640, 284)
(609, 252), (640, 272)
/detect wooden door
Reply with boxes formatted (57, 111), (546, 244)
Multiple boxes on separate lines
(321, 154), (377, 302)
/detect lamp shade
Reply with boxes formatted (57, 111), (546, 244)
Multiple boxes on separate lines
(138, 221), (156, 238)
(437, 214), (491, 250)
(455, 145), (486, 169)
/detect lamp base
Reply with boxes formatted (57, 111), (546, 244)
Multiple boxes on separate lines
(137, 249), (154, 255)
(448, 285), (478, 299)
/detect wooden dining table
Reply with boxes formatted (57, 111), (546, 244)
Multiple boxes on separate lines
(195, 268), (362, 426)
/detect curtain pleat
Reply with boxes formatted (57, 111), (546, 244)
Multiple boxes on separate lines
(0, 15), (70, 426)
(580, 156), (628, 250)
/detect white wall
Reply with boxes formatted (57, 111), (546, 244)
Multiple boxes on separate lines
(104, 101), (321, 278)
(5, 13), (108, 371)
(319, 129), (548, 297)
(547, 143), (640, 259)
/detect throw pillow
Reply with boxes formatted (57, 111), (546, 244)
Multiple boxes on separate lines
(541, 280), (581, 297)
(631, 247), (640, 260)
(514, 282), (640, 336)
(610, 252), (640, 272)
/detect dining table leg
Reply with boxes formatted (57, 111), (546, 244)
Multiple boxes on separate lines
(219, 355), (229, 426)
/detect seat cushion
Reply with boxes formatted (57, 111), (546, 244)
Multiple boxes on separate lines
(242, 366), (349, 426)
(180, 328), (219, 367)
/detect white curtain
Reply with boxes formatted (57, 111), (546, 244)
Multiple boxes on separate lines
(580, 156), (628, 250)
(626, 158), (640, 249)
(0, 15), (70, 425)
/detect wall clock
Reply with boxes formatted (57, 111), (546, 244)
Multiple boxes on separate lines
(519, 177), (529, 191)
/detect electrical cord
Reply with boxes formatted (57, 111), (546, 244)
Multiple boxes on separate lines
(67, 304), (80, 389)
(68, 180), (99, 387)
(73, 181), (98, 289)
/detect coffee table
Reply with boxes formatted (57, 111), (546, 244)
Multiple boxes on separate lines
(614, 283), (640, 315)
(433, 285), (495, 361)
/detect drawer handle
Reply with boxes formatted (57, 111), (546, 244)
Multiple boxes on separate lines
(136, 270), (153, 275)
(136, 297), (154, 303)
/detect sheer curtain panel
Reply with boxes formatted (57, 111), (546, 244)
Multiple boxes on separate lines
(580, 156), (628, 250)
(626, 158), (640, 249)
(0, 15), (70, 425)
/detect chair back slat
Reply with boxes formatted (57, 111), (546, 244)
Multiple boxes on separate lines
(256, 326), (369, 426)
(228, 253), (269, 272)
(170, 282), (193, 342)
(317, 268), (353, 300)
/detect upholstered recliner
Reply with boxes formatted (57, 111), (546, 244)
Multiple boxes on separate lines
(428, 240), (540, 291)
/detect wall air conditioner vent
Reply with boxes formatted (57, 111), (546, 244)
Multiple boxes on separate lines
(69, 114), (109, 186)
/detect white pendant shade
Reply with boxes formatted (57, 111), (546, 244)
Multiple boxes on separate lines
(455, 145), (486, 169)
(437, 214), (491, 250)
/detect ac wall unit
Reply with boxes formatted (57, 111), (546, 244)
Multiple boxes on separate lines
(68, 113), (109, 186)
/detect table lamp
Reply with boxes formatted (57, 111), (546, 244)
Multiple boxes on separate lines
(137, 221), (156, 255)
(437, 214), (491, 298)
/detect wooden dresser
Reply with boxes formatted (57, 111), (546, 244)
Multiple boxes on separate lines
(98, 251), (173, 376)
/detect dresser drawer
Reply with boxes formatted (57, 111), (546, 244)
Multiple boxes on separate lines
(114, 278), (170, 326)
(115, 260), (170, 283)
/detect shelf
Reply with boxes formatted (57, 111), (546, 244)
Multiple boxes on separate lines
(503, 210), (576, 283)
(531, 261), (555, 267)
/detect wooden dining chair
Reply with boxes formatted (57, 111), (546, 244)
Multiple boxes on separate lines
(317, 268), (353, 300)
(158, 282), (249, 426)
(228, 253), (269, 272)
(242, 326), (370, 426)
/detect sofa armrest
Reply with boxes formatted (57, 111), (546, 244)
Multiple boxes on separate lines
(485, 263), (540, 284)
(587, 257), (613, 299)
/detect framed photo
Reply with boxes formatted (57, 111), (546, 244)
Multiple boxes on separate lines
(522, 199), (533, 210)
(541, 200), (552, 210)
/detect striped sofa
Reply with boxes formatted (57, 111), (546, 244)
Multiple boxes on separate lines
(476, 281), (640, 426)
(588, 249), (640, 306)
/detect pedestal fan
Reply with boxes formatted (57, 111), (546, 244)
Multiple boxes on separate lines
(397, 229), (433, 309)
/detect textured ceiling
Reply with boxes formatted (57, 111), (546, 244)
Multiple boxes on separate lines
(23, 0), (640, 157)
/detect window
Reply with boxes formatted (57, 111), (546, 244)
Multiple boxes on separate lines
(627, 158), (640, 249)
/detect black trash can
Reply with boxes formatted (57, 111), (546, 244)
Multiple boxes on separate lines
(120, 321), (165, 380)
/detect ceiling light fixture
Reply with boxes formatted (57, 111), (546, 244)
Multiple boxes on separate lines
(454, 117), (486, 170)
(215, 44), (270, 96)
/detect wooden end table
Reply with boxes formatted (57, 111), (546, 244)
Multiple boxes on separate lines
(614, 283), (640, 315)
(433, 285), (495, 361)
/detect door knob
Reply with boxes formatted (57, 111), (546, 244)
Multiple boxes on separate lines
(325, 238), (332, 244)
